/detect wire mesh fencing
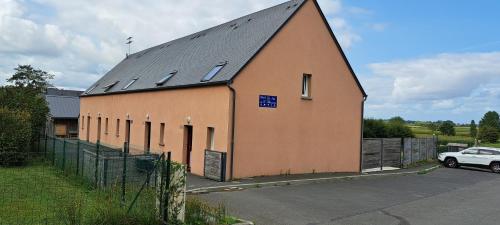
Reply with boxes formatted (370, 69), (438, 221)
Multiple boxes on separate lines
(0, 136), (186, 225)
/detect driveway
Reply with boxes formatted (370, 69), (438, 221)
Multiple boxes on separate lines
(199, 167), (500, 225)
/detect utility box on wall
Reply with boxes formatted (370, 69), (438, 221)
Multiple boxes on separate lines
(204, 150), (227, 182)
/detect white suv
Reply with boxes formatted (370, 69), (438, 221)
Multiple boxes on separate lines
(438, 147), (500, 173)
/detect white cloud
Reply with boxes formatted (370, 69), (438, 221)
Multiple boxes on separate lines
(0, 0), (362, 90)
(363, 52), (500, 122)
(370, 23), (387, 32)
(369, 52), (500, 102)
(318, 0), (361, 49)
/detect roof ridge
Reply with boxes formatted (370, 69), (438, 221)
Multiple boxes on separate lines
(128, 0), (299, 57)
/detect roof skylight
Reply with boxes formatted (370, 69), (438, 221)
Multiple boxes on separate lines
(103, 81), (119, 92)
(201, 64), (226, 82)
(122, 78), (138, 90)
(86, 85), (98, 94)
(156, 71), (178, 86)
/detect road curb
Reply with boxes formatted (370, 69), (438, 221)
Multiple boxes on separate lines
(187, 165), (441, 194)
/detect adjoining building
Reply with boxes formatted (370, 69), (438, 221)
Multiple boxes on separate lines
(80, 0), (367, 180)
(45, 88), (83, 138)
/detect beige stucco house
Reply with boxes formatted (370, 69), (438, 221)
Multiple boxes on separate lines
(80, 0), (367, 181)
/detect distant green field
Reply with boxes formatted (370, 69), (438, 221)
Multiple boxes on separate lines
(409, 125), (474, 145)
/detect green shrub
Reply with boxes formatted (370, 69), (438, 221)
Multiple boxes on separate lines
(478, 126), (499, 143)
(0, 107), (32, 166)
(185, 197), (238, 225)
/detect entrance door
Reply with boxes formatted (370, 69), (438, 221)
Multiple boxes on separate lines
(125, 120), (131, 151)
(97, 117), (102, 141)
(184, 125), (193, 172)
(86, 116), (91, 142)
(144, 122), (151, 153)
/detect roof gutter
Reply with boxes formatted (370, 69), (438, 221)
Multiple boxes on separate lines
(227, 81), (236, 181)
(359, 95), (368, 173)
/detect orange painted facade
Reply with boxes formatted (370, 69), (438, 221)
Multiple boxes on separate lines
(80, 0), (364, 179)
(79, 86), (232, 175)
(231, 0), (364, 177)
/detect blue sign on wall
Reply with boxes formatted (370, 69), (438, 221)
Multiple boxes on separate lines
(259, 95), (278, 108)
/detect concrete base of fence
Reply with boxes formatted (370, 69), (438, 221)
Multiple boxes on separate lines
(362, 166), (400, 173)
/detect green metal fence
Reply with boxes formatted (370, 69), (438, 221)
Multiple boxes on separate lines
(0, 135), (184, 225)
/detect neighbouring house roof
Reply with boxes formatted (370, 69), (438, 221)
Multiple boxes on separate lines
(45, 95), (81, 119)
(83, 0), (307, 96)
(46, 87), (83, 97)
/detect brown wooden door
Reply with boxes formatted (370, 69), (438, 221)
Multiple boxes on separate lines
(144, 122), (151, 153)
(184, 125), (193, 172)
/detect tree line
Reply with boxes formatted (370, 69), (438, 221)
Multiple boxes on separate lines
(0, 65), (53, 165)
(364, 111), (500, 143)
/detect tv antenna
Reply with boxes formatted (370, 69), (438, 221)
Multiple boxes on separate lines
(126, 37), (133, 58)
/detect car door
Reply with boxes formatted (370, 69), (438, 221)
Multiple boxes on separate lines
(476, 149), (496, 166)
(456, 149), (479, 165)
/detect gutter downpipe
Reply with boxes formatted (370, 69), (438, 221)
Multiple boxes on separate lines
(360, 95), (368, 173)
(228, 81), (236, 181)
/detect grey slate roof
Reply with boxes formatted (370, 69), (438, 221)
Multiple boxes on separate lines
(46, 95), (81, 119)
(46, 87), (83, 97)
(83, 0), (306, 96)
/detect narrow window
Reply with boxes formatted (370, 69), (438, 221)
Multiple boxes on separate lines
(302, 74), (312, 98)
(123, 78), (138, 90)
(206, 127), (215, 150)
(159, 123), (165, 146)
(201, 64), (225, 82)
(156, 71), (177, 86)
(116, 119), (120, 137)
(81, 116), (85, 130)
(105, 118), (109, 135)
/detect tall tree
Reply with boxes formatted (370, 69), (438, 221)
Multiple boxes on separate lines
(363, 119), (387, 138)
(6, 65), (54, 93)
(386, 117), (414, 138)
(470, 120), (478, 138)
(1, 65), (52, 144)
(439, 120), (456, 136)
(479, 111), (500, 131)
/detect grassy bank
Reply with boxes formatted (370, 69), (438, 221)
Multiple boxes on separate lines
(0, 162), (240, 225)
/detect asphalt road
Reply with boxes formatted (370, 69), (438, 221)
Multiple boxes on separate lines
(200, 167), (500, 225)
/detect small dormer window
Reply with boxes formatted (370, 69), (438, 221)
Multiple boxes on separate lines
(201, 64), (226, 82)
(156, 70), (177, 86)
(103, 81), (119, 92)
(123, 78), (138, 90)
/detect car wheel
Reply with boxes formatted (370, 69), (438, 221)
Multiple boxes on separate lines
(491, 162), (500, 173)
(445, 158), (458, 168)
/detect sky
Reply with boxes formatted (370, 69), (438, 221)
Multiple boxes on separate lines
(0, 0), (499, 123)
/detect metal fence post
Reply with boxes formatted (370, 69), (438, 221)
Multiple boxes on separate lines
(410, 138), (413, 164)
(62, 139), (67, 170)
(52, 137), (56, 165)
(380, 139), (384, 171)
(76, 141), (80, 176)
(103, 158), (109, 187)
(400, 138), (404, 169)
(121, 142), (129, 207)
(163, 152), (171, 224)
(95, 140), (100, 188)
(44, 135), (48, 159)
